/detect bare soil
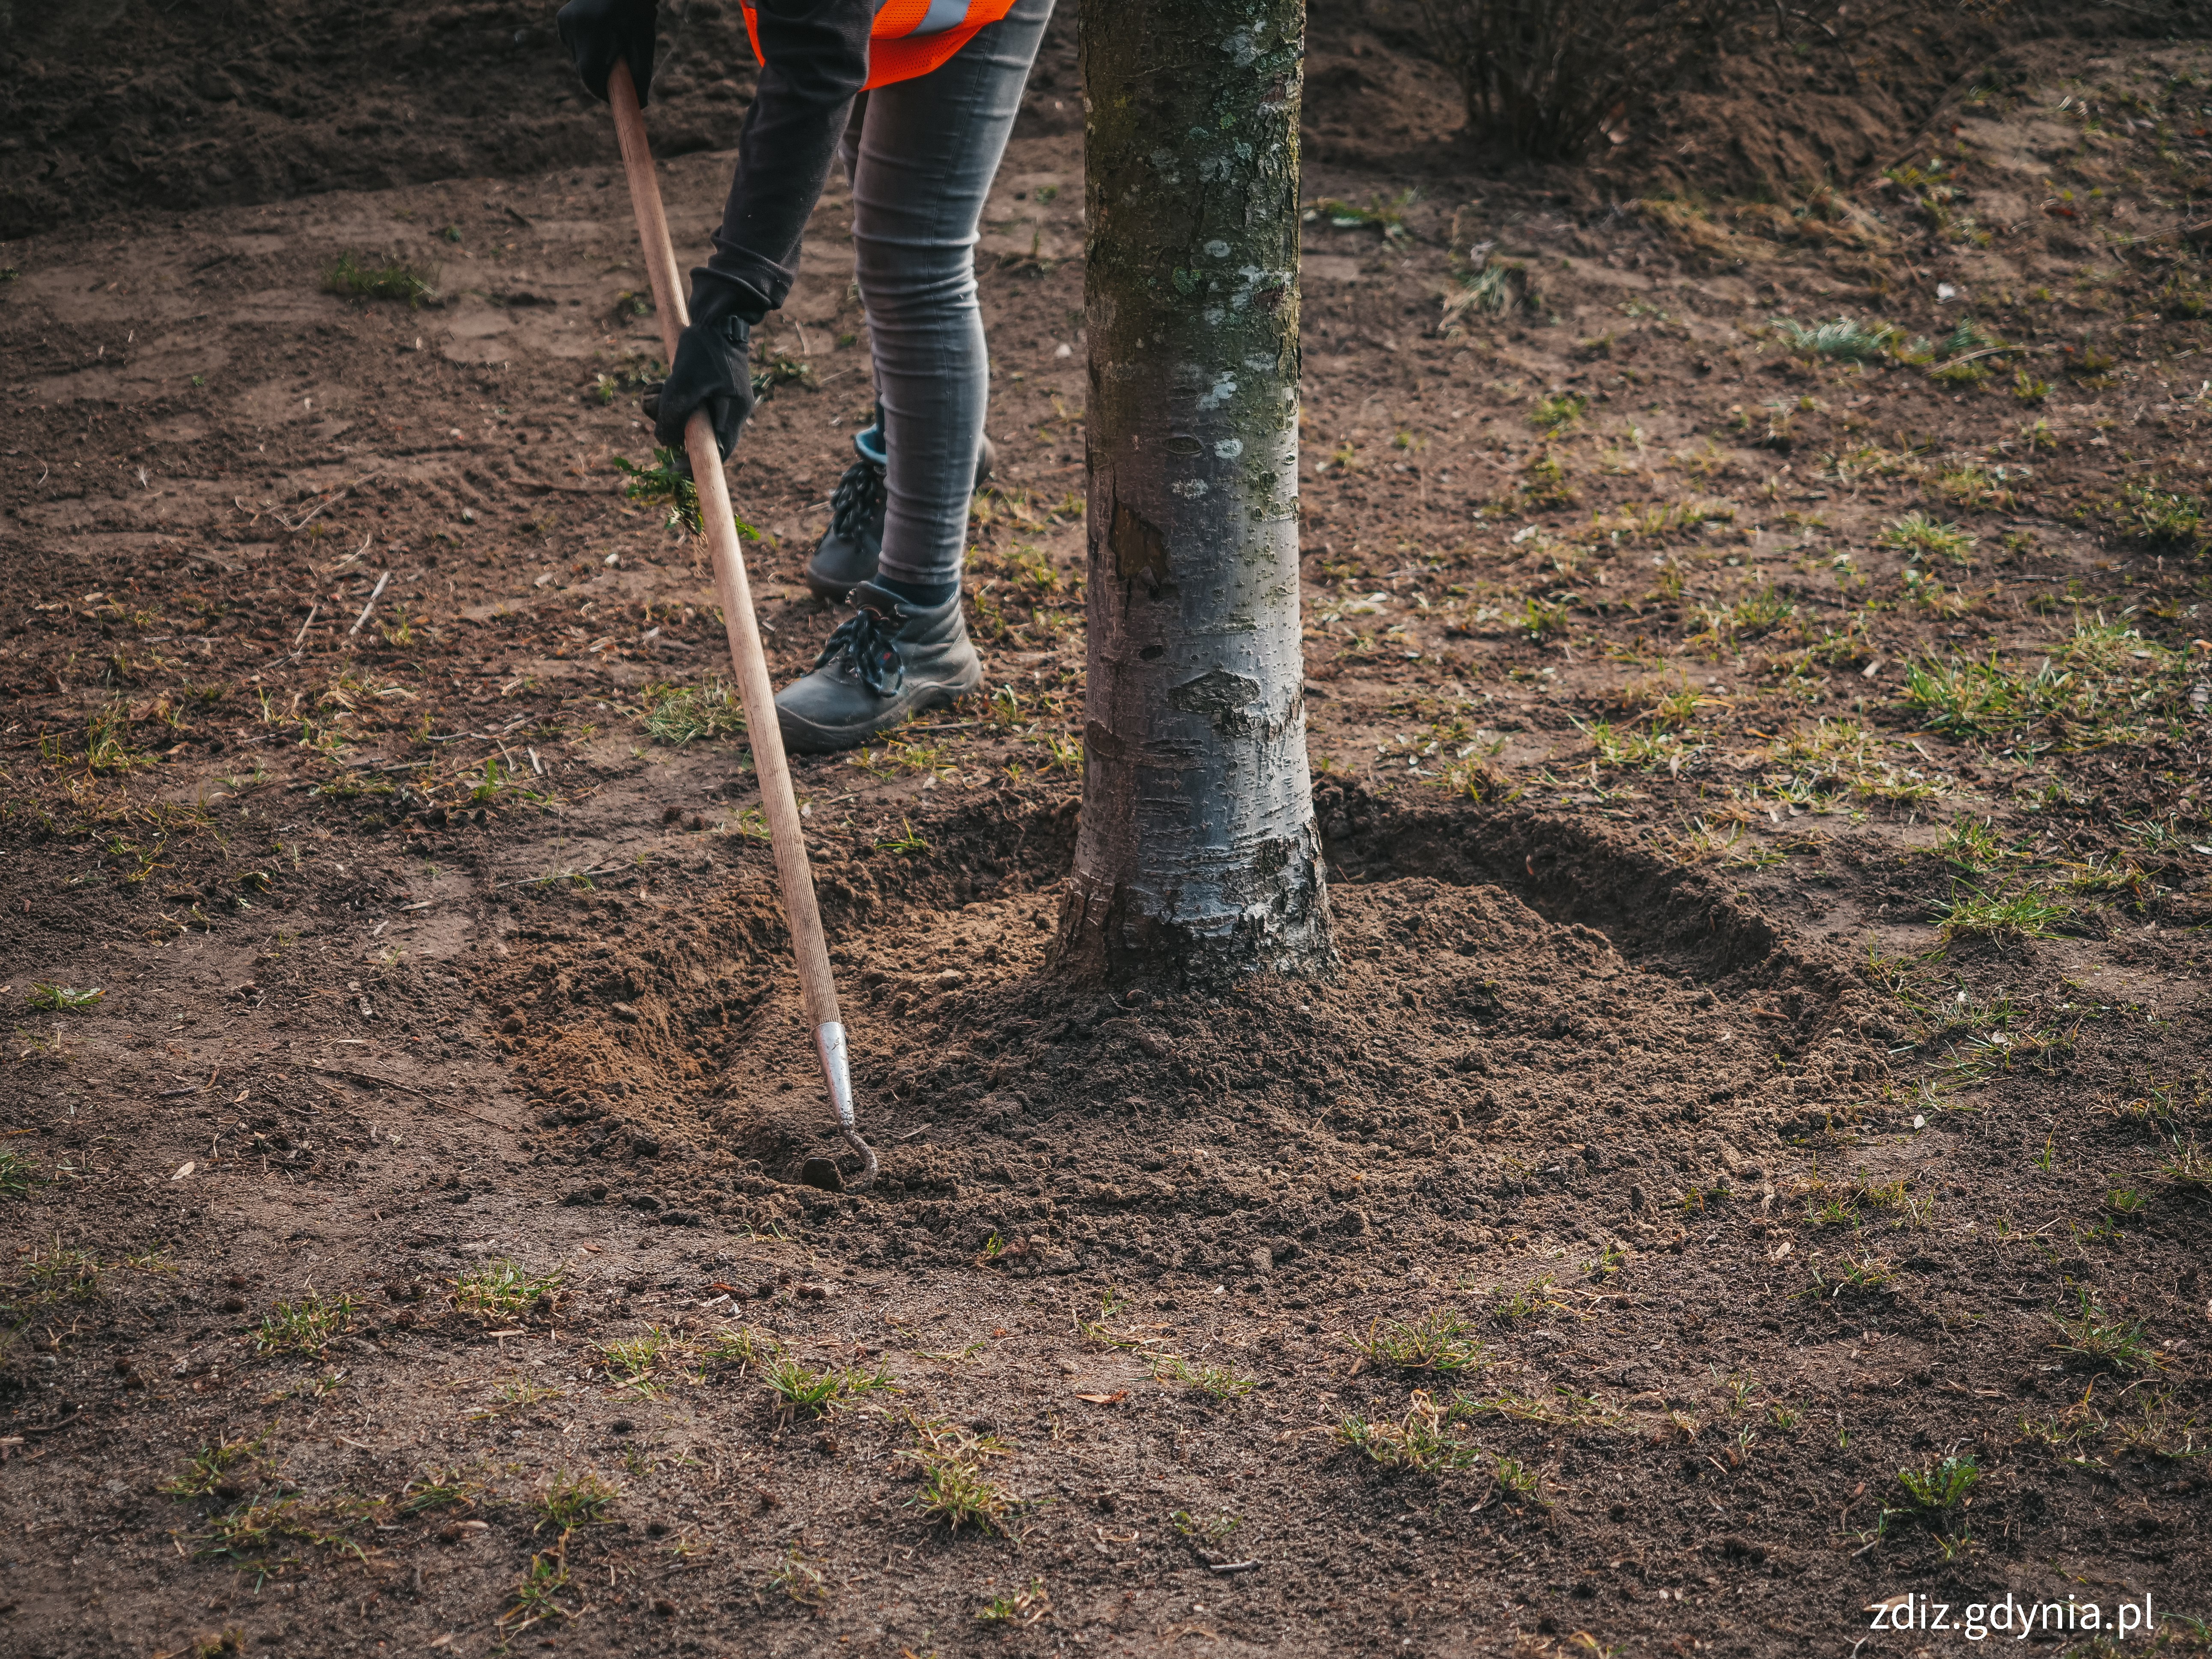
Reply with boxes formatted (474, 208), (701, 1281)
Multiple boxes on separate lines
(3, 4), (2211, 1657)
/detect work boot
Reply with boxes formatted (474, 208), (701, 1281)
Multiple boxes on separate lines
(775, 580), (982, 754)
(803, 416), (997, 601)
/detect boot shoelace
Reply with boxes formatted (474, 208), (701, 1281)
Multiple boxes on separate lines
(827, 455), (885, 542)
(813, 604), (904, 698)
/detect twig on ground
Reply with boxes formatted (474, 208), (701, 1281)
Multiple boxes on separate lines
(350, 572), (393, 636)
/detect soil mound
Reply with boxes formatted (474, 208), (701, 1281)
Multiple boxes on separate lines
(488, 795), (1893, 1285)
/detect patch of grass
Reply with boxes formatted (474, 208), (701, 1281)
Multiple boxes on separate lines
(1878, 512), (1975, 563)
(2109, 1393), (2203, 1462)
(1489, 1275), (1559, 1325)
(16, 1241), (104, 1307)
(592, 1327), (697, 1396)
(451, 1257), (563, 1323)
(640, 679), (745, 746)
(1521, 450), (1576, 509)
(193, 1493), (355, 1586)
(399, 1465), (487, 1515)
(977, 1578), (1053, 1626)
(470, 1378), (565, 1419)
(1896, 653), (2073, 741)
(1075, 1288), (1174, 1354)
(1578, 720), (1705, 771)
(1529, 392), (1587, 435)
(872, 818), (930, 854)
(765, 1543), (833, 1609)
(1170, 1508), (1243, 1548)
(536, 1470), (619, 1531)
(38, 700), (158, 777)
(1935, 1023), (2077, 1091)
(1930, 462), (2023, 512)
(1154, 1355), (1257, 1402)
(1897, 1454), (1979, 1511)
(161, 1436), (266, 1499)
(1352, 1309), (1488, 1374)
(1688, 587), (1797, 648)
(1584, 1240), (1628, 1279)
(1490, 1454), (1546, 1504)
(897, 1418), (1019, 1535)
(1935, 885), (2072, 943)
(613, 447), (716, 535)
(0, 1148), (39, 1198)
(1773, 316), (1899, 360)
(2159, 1136), (2212, 1191)
(1518, 593), (1572, 640)
(1461, 1385), (1623, 1431)
(704, 1323), (779, 1370)
(502, 1538), (578, 1630)
(321, 253), (438, 307)
(252, 1292), (355, 1358)
(1338, 1389), (1483, 1474)
(2049, 1288), (2161, 1374)
(2120, 481), (2207, 553)
(763, 1355), (899, 1415)
(25, 981), (102, 1013)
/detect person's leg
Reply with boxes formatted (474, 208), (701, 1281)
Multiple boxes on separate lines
(802, 68), (1006, 603)
(774, 0), (1054, 753)
(850, 0), (1054, 599)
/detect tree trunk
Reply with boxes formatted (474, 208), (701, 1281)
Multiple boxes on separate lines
(1055, 0), (1335, 989)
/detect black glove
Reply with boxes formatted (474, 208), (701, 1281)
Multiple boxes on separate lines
(644, 273), (765, 464)
(556, 0), (658, 105)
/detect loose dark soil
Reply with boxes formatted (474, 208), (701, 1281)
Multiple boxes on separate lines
(3, 3), (2211, 1657)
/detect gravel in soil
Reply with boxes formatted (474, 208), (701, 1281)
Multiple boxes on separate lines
(3, 4), (2210, 1656)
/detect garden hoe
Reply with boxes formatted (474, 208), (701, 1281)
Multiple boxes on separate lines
(601, 63), (877, 1193)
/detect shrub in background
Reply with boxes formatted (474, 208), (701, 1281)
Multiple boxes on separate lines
(1414, 0), (1763, 158)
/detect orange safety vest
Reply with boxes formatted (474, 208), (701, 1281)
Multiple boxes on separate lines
(741, 0), (1022, 92)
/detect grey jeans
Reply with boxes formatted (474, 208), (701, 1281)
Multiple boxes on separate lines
(838, 0), (1054, 590)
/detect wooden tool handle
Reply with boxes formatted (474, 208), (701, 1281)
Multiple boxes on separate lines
(606, 68), (861, 1162)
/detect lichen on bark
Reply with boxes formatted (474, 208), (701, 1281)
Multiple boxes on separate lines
(1055, 0), (1336, 989)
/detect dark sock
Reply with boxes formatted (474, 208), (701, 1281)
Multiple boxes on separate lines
(875, 575), (959, 608)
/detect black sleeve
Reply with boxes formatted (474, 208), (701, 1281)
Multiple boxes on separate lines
(694, 0), (872, 320)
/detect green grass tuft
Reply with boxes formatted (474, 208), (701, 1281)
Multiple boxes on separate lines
(2049, 1288), (2161, 1374)
(1773, 316), (1899, 360)
(639, 679), (746, 746)
(1351, 1308), (1489, 1374)
(252, 1292), (356, 1357)
(1878, 512), (1975, 563)
(321, 253), (438, 307)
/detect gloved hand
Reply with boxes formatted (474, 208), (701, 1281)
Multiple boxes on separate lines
(556, 0), (659, 105)
(643, 272), (765, 464)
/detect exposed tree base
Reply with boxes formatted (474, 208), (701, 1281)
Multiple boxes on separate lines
(1051, 855), (1339, 990)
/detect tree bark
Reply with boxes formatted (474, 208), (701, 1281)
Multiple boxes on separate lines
(1055, 0), (1336, 989)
